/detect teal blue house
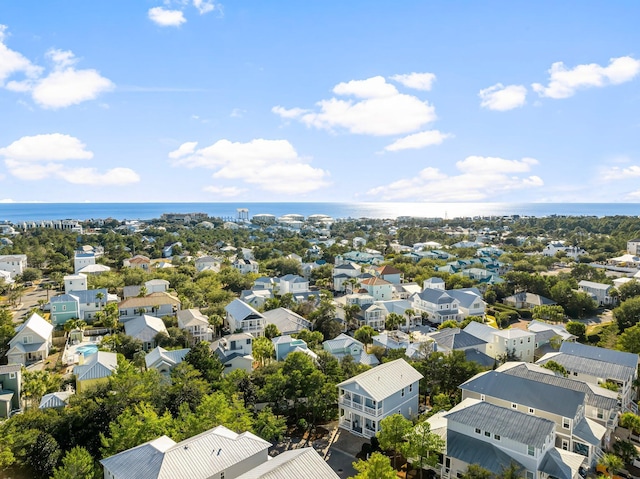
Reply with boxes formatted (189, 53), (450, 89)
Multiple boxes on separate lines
(50, 294), (80, 326)
(0, 364), (22, 418)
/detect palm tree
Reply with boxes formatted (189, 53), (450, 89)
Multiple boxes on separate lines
(404, 308), (416, 330)
(95, 292), (105, 312)
(385, 312), (404, 331)
(599, 453), (624, 479)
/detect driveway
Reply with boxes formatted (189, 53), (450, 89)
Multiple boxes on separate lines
(10, 284), (50, 323)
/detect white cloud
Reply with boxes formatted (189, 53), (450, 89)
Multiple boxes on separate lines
(0, 134), (139, 186)
(203, 185), (247, 197)
(170, 138), (330, 194)
(0, 133), (93, 161)
(273, 76), (436, 136)
(193, 0), (216, 14)
(390, 72), (436, 91)
(148, 7), (187, 26)
(0, 33), (113, 109)
(601, 164), (640, 181)
(384, 130), (452, 152)
(230, 108), (245, 118)
(532, 56), (640, 99)
(367, 155), (543, 201)
(479, 83), (527, 111)
(0, 25), (42, 86)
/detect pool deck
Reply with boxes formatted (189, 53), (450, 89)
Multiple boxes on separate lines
(63, 336), (103, 366)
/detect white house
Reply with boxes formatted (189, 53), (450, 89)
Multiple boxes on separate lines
(262, 307), (311, 335)
(337, 359), (423, 438)
(577, 281), (616, 307)
(145, 279), (170, 294)
(0, 254), (27, 278)
(446, 288), (486, 318)
(194, 255), (222, 273)
(123, 315), (168, 351)
(118, 292), (181, 320)
(323, 333), (379, 367)
(74, 251), (96, 274)
(464, 321), (536, 363)
(64, 273), (87, 294)
(211, 332), (254, 374)
(542, 242), (587, 259)
(332, 262), (361, 292)
(145, 346), (190, 375)
(627, 238), (640, 255)
(224, 299), (266, 337)
(411, 288), (460, 324)
(232, 258), (259, 274)
(7, 312), (54, 365)
(276, 274), (310, 295)
(177, 309), (214, 344)
(359, 276), (394, 301)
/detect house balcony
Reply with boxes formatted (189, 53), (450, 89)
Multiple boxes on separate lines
(339, 395), (382, 416)
(339, 418), (376, 438)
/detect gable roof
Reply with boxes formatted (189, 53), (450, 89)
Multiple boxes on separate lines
(177, 309), (209, 328)
(12, 313), (53, 343)
(74, 351), (118, 382)
(119, 292), (181, 308)
(124, 315), (168, 342)
(234, 448), (339, 479)
(464, 321), (533, 341)
(460, 370), (585, 418)
(337, 358), (423, 401)
(100, 425), (270, 479)
(225, 299), (265, 322)
(262, 307), (311, 335)
(578, 280), (611, 291)
(559, 342), (638, 369)
(360, 276), (392, 286)
(39, 391), (73, 409)
(430, 328), (487, 350)
(145, 347), (190, 370)
(445, 400), (554, 448)
(375, 265), (402, 275)
(445, 430), (525, 476)
(446, 288), (483, 308)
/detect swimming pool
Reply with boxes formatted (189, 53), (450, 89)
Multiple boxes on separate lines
(76, 344), (99, 356)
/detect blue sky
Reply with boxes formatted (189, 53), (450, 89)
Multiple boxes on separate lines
(1, 1), (639, 203)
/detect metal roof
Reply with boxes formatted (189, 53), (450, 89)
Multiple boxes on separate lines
(460, 371), (585, 418)
(145, 347), (190, 369)
(262, 308), (311, 335)
(177, 309), (209, 328)
(572, 417), (606, 446)
(39, 391), (73, 409)
(234, 448), (339, 479)
(124, 315), (168, 343)
(337, 358), (423, 401)
(74, 351), (118, 381)
(225, 299), (264, 322)
(560, 342), (639, 370)
(100, 426), (271, 479)
(537, 351), (636, 383)
(431, 328), (487, 350)
(445, 430), (525, 475)
(539, 448), (585, 479)
(12, 312), (53, 342)
(499, 362), (619, 411)
(0, 364), (22, 375)
(445, 400), (554, 448)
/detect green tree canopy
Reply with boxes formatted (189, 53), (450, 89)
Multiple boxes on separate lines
(351, 452), (397, 479)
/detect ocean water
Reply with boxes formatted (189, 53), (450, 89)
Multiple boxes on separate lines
(0, 202), (639, 222)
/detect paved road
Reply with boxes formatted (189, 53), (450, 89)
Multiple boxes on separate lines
(10, 284), (50, 323)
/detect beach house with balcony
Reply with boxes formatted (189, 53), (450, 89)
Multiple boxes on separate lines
(337, 358), (422, 438)
(224, 299), (266, 337)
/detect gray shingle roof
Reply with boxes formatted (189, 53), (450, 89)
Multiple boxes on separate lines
(416, 288), (456, 304)
(460, 371), (585, 418)
(431, 328), (487, 350)
(262, 308), (311, 335)
(445, 401), (554, 448)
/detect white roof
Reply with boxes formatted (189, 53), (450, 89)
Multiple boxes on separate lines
(100, 425), (270, 479)
(11, 312), (53, 343)
(74, 351), (118, 381)
(39, 391), (73, 409)
(177, 309), (209, 328)
(234, 448), (339, 479)
(77, 264), (111, 274)
(337, 358), (423, 401)
(145, 347), (190, 369)
(124, 315), (168, 343)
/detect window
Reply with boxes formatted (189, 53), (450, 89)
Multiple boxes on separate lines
(220, 472), (225, 479)
(9, 372), (16, 379)
(475, 428), (481, 434)
(480, 394), (485, 401)
(527, 337), (531, 342)
(511, 403), (517, 409)
(528, 407), (535, 414)
(62, 305), (66, 311)
(526, 471), (534, 479)
(246, 339), (251, 344)
(484, 431), (490, 437)
(563, 417), (570, 429)
(597, 409), (604, 420)
(401, 388), (405, 397)
(494, 434), (500, 441)
(573, 372), (578, 376)
(527, 445), (535, 456)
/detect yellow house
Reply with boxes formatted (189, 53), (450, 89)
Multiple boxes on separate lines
(73, 351), (117, 393)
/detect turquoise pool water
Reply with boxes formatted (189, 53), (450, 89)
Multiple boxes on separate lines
(76, 344), (98, 355)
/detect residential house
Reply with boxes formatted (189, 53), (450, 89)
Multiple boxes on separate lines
(100, 425), (270, 479)
(272, 335), (318, 362)
(145, 279), (170, 294)
(276, 274), (310, 295)
(337, 359), (422, 438)
(0, 270), (13, 285)
(194, 255), (222, 273)
(145, 347), (190, 375)
(225, 299), (266, 337)
(177, 309), (214, 345)
(232, 258), (259, 274)
(50, 294), (81, 325)
(211, 333), (254, 373)
(429, 328), (494, 367)
(74, 351), (118, 393)
(0, 254), (27, 278)
(537, 342), (638, 409)
(447, 288), (486, 318)
(463, 321), (536, 363)
(162, 242), (182, 258)
(234, 447), (340, 479)
(240, 289), (273, 309)
(123, 315), (168, 351)
(542, 242), (587, 259)
(356, 303), (387, 331)
(411, 287), (460, 325)
(332, 262), (361, 292)
(118, 292), (181, 320)
(7, 312), (54, 365)
(50, 288), (110, 325)
(64, 273), (87, 294)
(77, 264), (111, 275)
(323, 333), (379, 367)
(498, 362), (621, 435)
(577, 281), (616, 307)
(39, 391), (73, 409)
(427, 398), (586, 479)
(123, 254), (151, 271)
(527, 320), (577, 357)
(373, 265), (403, 284)
(262, 307), (311, 335)
(253, 276), (276, 291)
(460, 370), (606, 466)
(359, 276), (393, 301)
(0, 364), (22, 418)
(503, 292), (557, 309)
(74, 250), (95, 274)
